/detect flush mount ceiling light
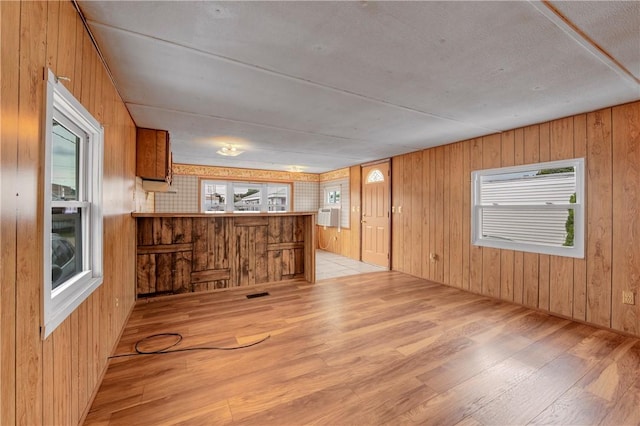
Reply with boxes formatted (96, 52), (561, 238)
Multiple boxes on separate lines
(287, 165), (305, 173)
(217, 145), (244, 157)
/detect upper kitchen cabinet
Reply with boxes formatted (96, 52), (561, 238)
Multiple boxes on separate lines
(136, 128), (172, 183)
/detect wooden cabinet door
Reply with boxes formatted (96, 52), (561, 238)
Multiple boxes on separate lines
(154, 130), (166, 179)
(136, 128), (170, 181)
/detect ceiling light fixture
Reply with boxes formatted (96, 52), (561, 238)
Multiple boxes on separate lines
(217, 145), (244, 157)
(288, 166), (305, 173)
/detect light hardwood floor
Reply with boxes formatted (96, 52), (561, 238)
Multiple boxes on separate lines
(85, 272), (640, 425)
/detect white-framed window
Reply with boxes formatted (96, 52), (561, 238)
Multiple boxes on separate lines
(324, 186), (341, 206)
(43, 70), (104, 338)
(200, 180), (291, 213)
(471, 158), (585, 258)
(201, 181), (228, 212)
(266, 183), (290, 212)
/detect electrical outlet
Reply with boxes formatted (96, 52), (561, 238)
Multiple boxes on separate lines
(622, 291), (635, 305)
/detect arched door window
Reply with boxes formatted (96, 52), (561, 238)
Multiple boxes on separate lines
(366, 169), (384, 183)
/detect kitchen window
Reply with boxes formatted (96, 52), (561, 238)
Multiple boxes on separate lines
(201, 180), (291, 213)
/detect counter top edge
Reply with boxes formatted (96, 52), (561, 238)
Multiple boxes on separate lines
(132, 212), (317, 218)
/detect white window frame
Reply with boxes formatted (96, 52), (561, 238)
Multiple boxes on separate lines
(201, 180), (229, 212)
(471, 158), (585, 258)
(265, 183), (291, 212)
(324, 185), (341, 206)
(200, 180), (291, 213)
(43, 70), (104, 338)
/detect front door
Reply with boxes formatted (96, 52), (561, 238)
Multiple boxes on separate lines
(361, 162), (390, 268)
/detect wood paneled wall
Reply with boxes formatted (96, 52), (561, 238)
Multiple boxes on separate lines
(317, 227), (353, 257)
(1, 2), (137, 424)
(391, 101), (640, 337)
(349, 165), (362, 259)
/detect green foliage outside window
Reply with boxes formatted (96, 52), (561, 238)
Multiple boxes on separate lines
(537, 167), (575, 175)
(564, 193), (576, 247)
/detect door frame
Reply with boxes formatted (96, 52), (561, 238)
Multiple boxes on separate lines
(360, 159), (391, 268)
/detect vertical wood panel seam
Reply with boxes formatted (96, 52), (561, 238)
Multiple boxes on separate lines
(13, 4), (23, 423)
(607, 108), (614, 328)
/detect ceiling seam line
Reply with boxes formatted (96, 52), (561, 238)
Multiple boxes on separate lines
(530, 0), (640, 87)
(126, 102), (477, 149)
(88, 20), (502, 133)
(126, 102), (376, 143)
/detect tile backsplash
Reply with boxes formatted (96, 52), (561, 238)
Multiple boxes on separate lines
(294, 181), (320, 212)
(154, 175), (199, 213)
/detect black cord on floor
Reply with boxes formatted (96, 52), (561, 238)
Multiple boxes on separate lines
(108, 333), (271, 359)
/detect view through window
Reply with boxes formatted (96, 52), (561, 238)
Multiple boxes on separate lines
(43, 70), (104, 338)
(201, 180), (291, 213)
(472, 158), (584, 258)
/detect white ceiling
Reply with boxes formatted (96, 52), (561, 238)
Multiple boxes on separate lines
(78, 1), (640, 174)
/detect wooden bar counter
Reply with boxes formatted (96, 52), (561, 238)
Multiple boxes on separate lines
(132, 212), (316, 297)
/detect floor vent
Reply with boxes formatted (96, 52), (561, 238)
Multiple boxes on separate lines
(246, 291), (270, 299)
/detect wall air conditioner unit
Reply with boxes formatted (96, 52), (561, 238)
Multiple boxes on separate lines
(317, 207), (340, 227)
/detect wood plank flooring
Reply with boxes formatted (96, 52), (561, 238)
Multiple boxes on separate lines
(85, 272), (640, 425)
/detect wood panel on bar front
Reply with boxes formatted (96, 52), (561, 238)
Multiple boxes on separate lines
(134, 213), (316, 297)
